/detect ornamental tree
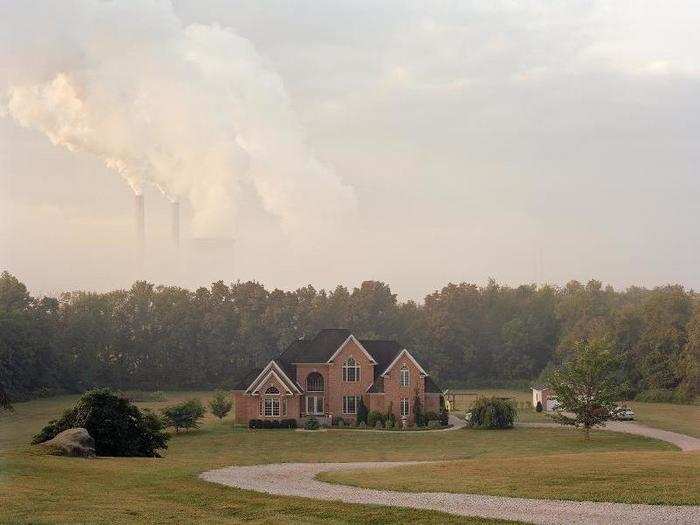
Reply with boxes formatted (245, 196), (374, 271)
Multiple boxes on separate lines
(208, 391), (233, 421)
(548, 339), (625, 439)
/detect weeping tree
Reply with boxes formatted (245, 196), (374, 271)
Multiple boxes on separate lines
(548, 339), (625, 439)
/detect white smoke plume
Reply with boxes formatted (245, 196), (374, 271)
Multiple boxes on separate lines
(0, 0), (356, 238)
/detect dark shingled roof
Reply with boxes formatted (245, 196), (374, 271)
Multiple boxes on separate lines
(234, 329), (438, 394)
(425, 375), (443, 393)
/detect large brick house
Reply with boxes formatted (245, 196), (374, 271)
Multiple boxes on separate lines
(233, 329), (443, 425)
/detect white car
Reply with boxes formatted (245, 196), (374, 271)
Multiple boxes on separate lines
(614, 407), (635, 421)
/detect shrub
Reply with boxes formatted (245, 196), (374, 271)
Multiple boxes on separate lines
(412, 394), (424, 426)
(374, 420), (383, 429)
(208, 391), (233, 421)
(304, 417), (319, 430)
(248, 418), (262, 429)
(635, 389), (692, 404)
(357, 421), (366, 429)
(366, 410), (385, 428)
(467, 396), (517, 429)
(428, 420), (442, 429)
(536, 401), (543, 412)
(161, 399), (206, 432)
(333, 417), (346, 427)
(32, 389), (168, 457)
(281, 418), (297, 429)
(357, 397), (368, 424)
(424, 411), (439, 423)
(439, 401), (449, 426)
(386, 402), (397, 427)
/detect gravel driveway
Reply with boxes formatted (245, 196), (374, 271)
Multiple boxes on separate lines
(200, 460), (699, 525)
(200, 420), (699, 524)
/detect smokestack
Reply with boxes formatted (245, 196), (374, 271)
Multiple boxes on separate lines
(171, 201), (180, 247)
(135, 193), (145, 253)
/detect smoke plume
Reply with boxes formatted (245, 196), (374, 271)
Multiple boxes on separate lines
(0, 0), (355, 238)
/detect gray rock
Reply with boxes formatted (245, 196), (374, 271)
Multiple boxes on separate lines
(40, 428), (95, 457)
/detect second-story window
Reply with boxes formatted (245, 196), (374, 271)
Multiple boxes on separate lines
(342, 357), (360, 382)
(400, 365), (409, 387)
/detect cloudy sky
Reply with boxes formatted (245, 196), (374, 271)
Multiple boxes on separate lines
(1, 0), (699, 299)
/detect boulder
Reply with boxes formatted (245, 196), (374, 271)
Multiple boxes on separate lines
(40, 428), (95, 457)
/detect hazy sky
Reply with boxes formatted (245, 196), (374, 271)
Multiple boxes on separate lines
(1, 1), (699, 300)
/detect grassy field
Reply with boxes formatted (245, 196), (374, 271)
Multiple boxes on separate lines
(450, 389), (700, 434)
(627, 401), (700, 438)
(319, 450), (699, 505)
(0, 391), (690, 524)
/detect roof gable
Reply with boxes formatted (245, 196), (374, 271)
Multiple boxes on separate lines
(380, 349), (428, 377)
(326, 334), (377, 364)
(245, 360), (301, 394)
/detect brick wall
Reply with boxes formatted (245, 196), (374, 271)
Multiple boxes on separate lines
(326, 338), (375, 422)
(382, 355), (426, 424)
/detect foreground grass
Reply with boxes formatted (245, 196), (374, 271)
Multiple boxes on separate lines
(319, 450), (699, 505)
(0, 392), (685, 524)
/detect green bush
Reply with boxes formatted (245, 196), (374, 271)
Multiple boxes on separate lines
(208, 391), (233, 420)
(161, 399), (206, 432)
(32, 389), (168, 457)
(635, 389), (692, 404)
(304, 417), (319, 430)
(467, 396), (517, 429)
(428, 420), (442, 428)
(357, 397), (368, 424)
(366, 410), (385, 428)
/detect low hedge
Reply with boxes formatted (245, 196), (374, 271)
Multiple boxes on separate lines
(248, 418), (297, 429)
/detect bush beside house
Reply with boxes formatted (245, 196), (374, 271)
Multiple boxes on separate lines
(467, 396), (517, 429)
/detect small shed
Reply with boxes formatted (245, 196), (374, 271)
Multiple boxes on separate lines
(532, 386), (552, 411)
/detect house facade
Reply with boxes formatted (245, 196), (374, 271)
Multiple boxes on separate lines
(233, 329), (443, 425)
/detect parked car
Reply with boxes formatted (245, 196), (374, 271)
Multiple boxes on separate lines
(614, 406), (635, 420)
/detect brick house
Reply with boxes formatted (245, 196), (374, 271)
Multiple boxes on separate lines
(233, 329), (443, 425)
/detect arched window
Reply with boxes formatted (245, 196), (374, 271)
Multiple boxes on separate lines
(342, 357), (360, 382)
(306, 372), (324, 392)
(261, 386), (281, 417)
(400, 365), (409, 387)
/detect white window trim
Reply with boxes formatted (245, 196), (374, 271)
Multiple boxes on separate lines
(262, 397), (281, 417)
(306, 395), (324, 415)
(342, 358), (361, 382)
(400, 397), (409, 417)
(327, 335), (377, 364)
(343, 395), (360, 414)
(380, 349), (428, 377)
(400, 366), (410, 387)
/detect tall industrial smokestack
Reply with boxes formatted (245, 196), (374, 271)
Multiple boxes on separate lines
(171, 201), (180, 247)
(135, 194), (145, 256)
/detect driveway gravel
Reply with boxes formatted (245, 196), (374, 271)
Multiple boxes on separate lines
(200, 460), (699, 525)
(200, 419), (699, 524)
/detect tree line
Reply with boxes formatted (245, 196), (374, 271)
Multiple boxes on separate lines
(0, 271), (697, 402)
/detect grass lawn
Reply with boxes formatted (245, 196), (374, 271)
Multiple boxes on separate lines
(0, 392), (686, 524)
(626, 401), (700, 438)
(318, 450), (699, 505)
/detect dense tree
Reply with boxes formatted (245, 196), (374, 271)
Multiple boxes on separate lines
(548, 339), (625, 439)
(0, 271), (696, 403)
(208, 391), (233, 421)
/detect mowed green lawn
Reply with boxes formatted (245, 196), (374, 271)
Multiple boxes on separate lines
(0, 392), (691, 524)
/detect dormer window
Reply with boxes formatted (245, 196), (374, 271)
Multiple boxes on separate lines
(400, 365), (409, 387)
(342, 357), (360, 382)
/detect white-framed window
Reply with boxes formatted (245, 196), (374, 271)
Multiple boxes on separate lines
(400, 397), (409, 417)
(342, 357), (360, 382)
(261, 386), (281, 417)
(306, 395), (324, 415)
(343, 395), (360, 414)
(306, 372), (324, 392)
(400, 365), (409, 387)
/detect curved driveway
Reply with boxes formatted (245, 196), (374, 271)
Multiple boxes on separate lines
(201, 419), (699, 524)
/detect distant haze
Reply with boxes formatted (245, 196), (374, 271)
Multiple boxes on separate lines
(1, 1), (699, 299)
